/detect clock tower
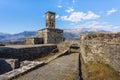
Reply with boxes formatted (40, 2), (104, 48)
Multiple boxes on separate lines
(46, 11), (55, 29)
(38, 11), (64, 44)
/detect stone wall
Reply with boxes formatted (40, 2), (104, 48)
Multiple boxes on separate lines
(80, 32), (120, 43)
(38, 28), (64, 44)
(0, 48), (70, 80)
(38, 29), (47, 44)
(25, 38), (43, 45)
(47, 28), (64, 44)
(80, 33), (120, 72)
(0, 44), (57, 61)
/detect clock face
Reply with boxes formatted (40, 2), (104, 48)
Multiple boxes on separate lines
(50, 15), (54, 19)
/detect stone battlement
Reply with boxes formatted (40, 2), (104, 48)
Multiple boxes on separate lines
(80, 32), (120, 72)
(0, 44), (57, 61)
(80, 32), (120, 44)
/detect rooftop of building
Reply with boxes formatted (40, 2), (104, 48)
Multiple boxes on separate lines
(45, 11), (55, 14)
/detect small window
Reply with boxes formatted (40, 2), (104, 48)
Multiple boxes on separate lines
(46, 23), (48, 26)
(52, 23), (54, 27)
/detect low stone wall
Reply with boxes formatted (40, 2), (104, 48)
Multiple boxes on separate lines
(80, 33), (120, 72)
(25, 38), (43, 45)
(0, 48), (71, 80)
(0, 44), (57, 61)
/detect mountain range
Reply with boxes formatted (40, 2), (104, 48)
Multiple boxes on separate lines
(0, 28), (107, 42)
(0, 31), (38, 42)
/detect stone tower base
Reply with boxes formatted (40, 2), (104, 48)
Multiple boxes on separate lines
(38, 28), (64, 44)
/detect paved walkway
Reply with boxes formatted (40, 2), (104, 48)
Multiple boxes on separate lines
(15, 53), (80, 80)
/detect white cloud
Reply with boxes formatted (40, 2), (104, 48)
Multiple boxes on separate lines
(73, 21), (120, 32)
(61, 11), (100, 22)
(72, 21), (102, 31)
(57, 5), (62, 8)
(107, 8), (117, 15)
(65, 8), (74, 13)
(56, 15), (59, 19)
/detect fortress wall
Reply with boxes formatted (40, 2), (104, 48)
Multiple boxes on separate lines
(0, 44), (57, 61)
(47, 29), (64, 44)
(80, 33), (120, 72)
(38, 29), (48, 44)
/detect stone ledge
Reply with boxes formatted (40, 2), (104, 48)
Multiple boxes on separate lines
(0, 44), (56, 49)
(0, 48), (70, 80)
(0, 44), (57, 61)
(0, 61), (44, 80)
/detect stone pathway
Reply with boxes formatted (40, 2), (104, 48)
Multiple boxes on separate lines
(15, 53), (80, 80)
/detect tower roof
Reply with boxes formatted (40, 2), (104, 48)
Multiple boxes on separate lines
(45, 11), (55, 14)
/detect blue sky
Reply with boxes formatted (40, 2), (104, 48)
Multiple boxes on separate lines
(0, 0), (120, 34)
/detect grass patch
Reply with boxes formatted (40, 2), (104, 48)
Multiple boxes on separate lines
(88, 63), (120, 80)
(70, 49), (80, 53)
(35, 52), (58, 62)
(57, 40), (80, 52)
(34, 40), (74, 62)
(80, 55), (89, 80)
(81, 60), (120, 80)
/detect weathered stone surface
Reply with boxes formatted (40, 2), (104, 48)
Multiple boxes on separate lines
(80, 33), (120, 72)
(0, 48), (72, 80)
(38, 28), (64, 44)
(0, 61), (44, 80)
(14, 53), (80, 80)
(25, 38), (43, 45)
(46, 11), (55, 29)
(0, 44), (57, 61)
(80, 32), (120, 43)
(0, 59), (20, 75)
(37, 11), (64, 44)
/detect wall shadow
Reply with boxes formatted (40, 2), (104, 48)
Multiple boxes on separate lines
(79, 53), (83, 80)
(0, 60), (13, 75)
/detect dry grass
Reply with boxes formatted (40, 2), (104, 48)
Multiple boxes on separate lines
(88, 62), (120, 80)
(35, 40), (78, 61)
(35, 52), (57, 61)
(59, 72), (74, 79)
(70, 49), (80, 53)
(57, 40), (72, 52)
(57, 40), (80, 52)
(81, 60), (120, 80)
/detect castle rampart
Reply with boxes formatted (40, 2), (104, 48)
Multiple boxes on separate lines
(80, 33), (120, 72)
(0, 44), (57, 61)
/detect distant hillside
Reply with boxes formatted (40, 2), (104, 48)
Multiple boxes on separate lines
(0, 28), (108, 42)
(0, 31), (37, 42)
(64, 28), (108, 40)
